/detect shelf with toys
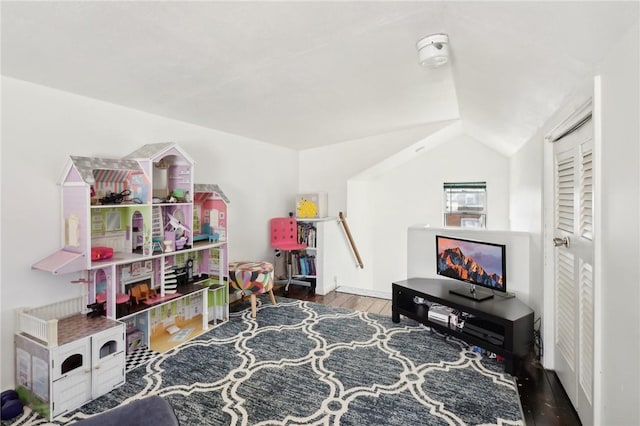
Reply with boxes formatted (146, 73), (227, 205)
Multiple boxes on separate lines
(19, 143), (230, 420)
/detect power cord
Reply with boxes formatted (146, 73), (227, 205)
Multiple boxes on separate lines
(533, 316), (543, 364)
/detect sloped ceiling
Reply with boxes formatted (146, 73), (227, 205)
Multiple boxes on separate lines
(2, 1), (638, 155)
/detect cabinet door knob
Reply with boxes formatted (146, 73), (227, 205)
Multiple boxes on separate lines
(553, 236), (570, 248)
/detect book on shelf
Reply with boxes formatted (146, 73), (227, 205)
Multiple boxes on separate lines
(297, 223), (317, 248)
(308, 255), (316, 275)
(291, 253), (316, 277)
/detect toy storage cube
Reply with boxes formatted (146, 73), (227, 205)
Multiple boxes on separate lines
(296, 192), (327, 219)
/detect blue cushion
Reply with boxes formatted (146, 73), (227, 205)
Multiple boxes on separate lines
(73, 396), (179, 426)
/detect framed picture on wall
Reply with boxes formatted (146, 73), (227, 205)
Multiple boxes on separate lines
(121, 265), (131, 280)
(132, 262), (141, 276)
(144, 260), (152, 273)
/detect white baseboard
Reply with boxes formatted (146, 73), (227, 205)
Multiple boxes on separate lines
(316, 282), (336, 296)
(336, 286), (392, 300)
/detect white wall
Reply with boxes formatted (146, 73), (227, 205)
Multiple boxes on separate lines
(371, 135), (511, 295)
(0, 77), (299, 390)
(508, 131), (544, 318)
(334, 134), (511, 297)
(298, 121), (453, 214)
(534, 21), (639, 425)
(298, 121), (458, 297)
(407, 226), (531, 303)
(595, 22), (640, 425)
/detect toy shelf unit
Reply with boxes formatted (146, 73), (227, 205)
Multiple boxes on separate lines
(291, 220), (317, 289)
(15, 298), (125, 420)
(291, 217), (339, 295)
(27, 143), (231, 418)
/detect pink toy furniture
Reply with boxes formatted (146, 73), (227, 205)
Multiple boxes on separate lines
(229, 261), (277, 318)
(269, 217), (310, 295)
(96, 292), (131, 317)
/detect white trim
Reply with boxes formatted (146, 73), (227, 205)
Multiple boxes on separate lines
(336, 285), (391, 300)
(592, 75), (603, 426)
(545, 98), (593, 143)
(542, 78), (595, 370)
(542, 76), (598, 424)
(295, 216), (337, 223)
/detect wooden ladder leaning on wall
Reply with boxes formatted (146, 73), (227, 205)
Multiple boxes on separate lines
(338, 212), (364, 269)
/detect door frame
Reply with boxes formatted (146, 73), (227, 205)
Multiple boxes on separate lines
(542, 75), (602, 424)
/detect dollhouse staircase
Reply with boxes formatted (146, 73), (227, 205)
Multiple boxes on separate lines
(164, 261), (178, 294)
(152, 206), (164, 251)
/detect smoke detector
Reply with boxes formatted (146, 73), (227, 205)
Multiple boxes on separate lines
(416, 34), (450, 68)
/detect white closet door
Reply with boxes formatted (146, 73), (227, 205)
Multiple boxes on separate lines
(553, 117), (594, 426)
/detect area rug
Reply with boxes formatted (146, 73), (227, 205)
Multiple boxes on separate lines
(5, 296), (524, 425)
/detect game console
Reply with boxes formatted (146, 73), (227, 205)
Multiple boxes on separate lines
(428, 304), (454, 325)
(462, 317), (505, 346)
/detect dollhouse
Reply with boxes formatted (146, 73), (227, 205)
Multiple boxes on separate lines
(18, 143), (229, 420)
(193, 183), (229, 244)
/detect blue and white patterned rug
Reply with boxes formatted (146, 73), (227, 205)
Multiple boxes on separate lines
(6, 296), (524, 425)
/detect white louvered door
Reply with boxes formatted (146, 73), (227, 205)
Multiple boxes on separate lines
(553, 117), (594, 426)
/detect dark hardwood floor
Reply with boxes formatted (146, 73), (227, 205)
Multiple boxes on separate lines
(277, 285), (582, 426)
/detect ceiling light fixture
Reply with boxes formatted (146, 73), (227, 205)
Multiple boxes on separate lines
(416, 33), (450, 68)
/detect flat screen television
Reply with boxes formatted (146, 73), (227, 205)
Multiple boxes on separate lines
(435, 235), (506, 301)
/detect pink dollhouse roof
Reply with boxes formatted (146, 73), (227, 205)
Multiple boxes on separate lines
(66, 156), (144, 185)
(123, 142), (194, 165)
(194, 183), (230, 203)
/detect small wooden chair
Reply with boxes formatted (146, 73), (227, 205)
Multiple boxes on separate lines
(131, 283), (157, 304)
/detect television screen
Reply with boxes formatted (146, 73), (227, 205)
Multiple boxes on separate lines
(436, 235), (506, 293)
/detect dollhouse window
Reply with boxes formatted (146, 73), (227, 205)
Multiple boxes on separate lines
(99, 340), (118, 358)
(105, 211), (121, 231)
(61, 354), (83, 374)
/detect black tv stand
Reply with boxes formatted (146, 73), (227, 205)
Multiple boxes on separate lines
(392, 278), (534, 375)
(449, 284), (494, 301)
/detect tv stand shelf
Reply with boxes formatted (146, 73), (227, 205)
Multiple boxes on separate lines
(392, 278), (534, 375)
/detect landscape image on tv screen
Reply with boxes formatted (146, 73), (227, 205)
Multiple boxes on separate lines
(436, 235), (506, 291)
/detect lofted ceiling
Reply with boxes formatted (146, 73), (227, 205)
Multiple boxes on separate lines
(2, 1), (638, 155)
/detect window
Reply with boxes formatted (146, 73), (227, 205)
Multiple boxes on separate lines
(443, 182), (486, 228)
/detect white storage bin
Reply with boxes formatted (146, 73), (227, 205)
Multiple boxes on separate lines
(296, 192), (328, 218)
